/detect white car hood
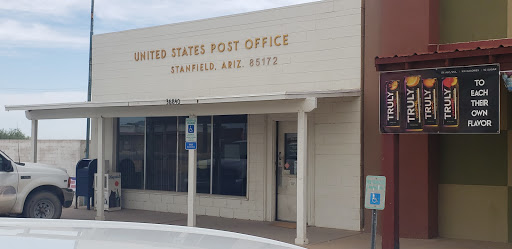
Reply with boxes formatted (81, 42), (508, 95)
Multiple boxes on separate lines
(0, 219), (304, 249)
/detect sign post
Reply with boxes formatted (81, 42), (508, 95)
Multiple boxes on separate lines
(365, 175), (387, 249)
(186, 117), (197, 226)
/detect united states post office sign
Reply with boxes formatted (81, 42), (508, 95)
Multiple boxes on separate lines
(379, 64), (500, 134)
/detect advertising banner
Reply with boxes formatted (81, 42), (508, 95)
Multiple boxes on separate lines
(380, 64), (500, 134)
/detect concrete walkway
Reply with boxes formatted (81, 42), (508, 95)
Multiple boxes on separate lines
(62, 208), (512, 249)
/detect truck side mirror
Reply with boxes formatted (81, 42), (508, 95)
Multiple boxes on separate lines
(4, 161), (13, 172)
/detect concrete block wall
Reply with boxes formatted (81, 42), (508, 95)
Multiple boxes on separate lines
(92, 0), (361, 102)
(122, 191), (265, 220)
(312, 97), (361, 230)
(0, 139), (86, 177)
(121, 114), (267, 221)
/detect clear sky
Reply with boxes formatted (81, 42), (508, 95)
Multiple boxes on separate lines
(0, 0), (317, 139)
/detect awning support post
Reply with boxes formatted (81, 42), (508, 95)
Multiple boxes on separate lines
(95, 117), (105, 221)
(295, 110), (309, 245)
(187, 115), (197, 227)
(382, 134), (399, 249)
(31, 120), (38, 163)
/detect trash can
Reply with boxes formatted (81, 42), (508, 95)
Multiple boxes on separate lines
(75, 159), (97, 210)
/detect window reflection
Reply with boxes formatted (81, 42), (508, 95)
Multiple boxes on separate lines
(146, 117), (177, 191)
(117, 117), (145, 189)
(285, 133), (297, 175)
(212, 115), (247, 196)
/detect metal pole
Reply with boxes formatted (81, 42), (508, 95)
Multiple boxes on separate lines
(187, 116), (197, 227)
(187, 148), (197, 226)
(85, 0), (94, 158)
(370, 209), (377, 249)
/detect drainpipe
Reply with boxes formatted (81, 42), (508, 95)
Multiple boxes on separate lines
(360, 0), (366, 231)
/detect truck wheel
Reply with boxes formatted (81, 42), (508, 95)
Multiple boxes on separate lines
(23, 191), (62, 219)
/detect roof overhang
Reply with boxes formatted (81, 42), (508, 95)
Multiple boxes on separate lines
(375, 39), (512, 71)
(5, 89), (360, 120)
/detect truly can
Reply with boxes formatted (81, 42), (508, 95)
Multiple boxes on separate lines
(384, 80), (400, 127)
(422, 78), (438, 126)
(442, 77), (459, 127)
(405, 75), (422, 130)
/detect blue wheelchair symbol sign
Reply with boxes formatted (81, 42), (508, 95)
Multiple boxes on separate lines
(370, 193), (380, 205)
(188, 125), (194, 133)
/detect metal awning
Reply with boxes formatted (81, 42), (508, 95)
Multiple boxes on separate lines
(5, 88), (360, 243)
(375, 39), (512, 71)
(6, 88), (360, 244)
(5, 89), (360, 120)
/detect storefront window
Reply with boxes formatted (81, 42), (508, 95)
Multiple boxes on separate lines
(146, 117), (177, 191)
(117, 115), (246, 196)
(117, 117), (145, 189)
(212, 115), (247, 196)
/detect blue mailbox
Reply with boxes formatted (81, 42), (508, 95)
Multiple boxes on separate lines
(75, 159), (97, 210)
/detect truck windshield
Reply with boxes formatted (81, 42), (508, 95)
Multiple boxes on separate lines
(0, 149), (24, 166)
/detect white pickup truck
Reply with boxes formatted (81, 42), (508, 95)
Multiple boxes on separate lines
(0, 150), (74, 219)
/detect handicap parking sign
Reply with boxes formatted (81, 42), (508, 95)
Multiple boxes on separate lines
(365, 175), (386, 210)
(185, 118), (197, 150)
(370, 193), (380, 205)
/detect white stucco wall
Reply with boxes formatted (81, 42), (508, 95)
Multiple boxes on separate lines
(312, 97), (360, 230)
(0, 139), (86, 177)
(92, 0), (361, 102)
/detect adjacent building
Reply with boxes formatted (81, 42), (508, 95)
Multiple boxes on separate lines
(364, 0), (512, 246)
